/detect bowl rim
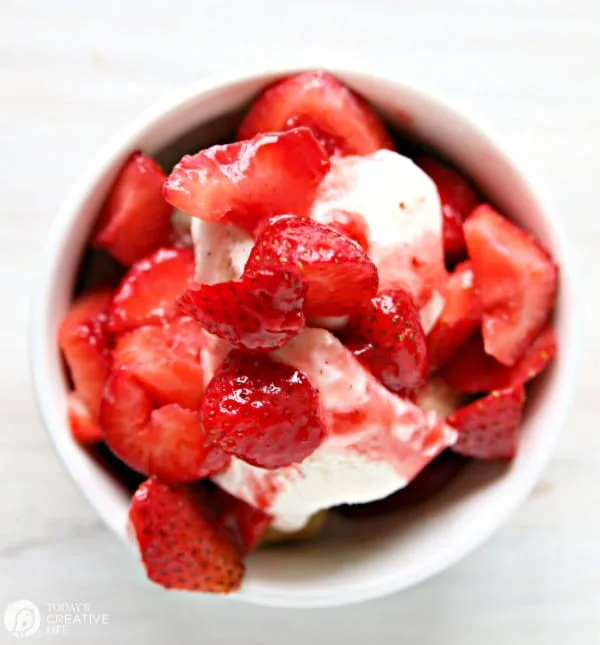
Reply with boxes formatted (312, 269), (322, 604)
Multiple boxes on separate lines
(29, 62), (580, 608)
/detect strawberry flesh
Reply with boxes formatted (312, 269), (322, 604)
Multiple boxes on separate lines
(464, 204), (558, 366)
(67, 392), (104, 445)
(177, 269), (306, 353)
(100, 369), (229, 482)
(238, 70), (394, 156)
(427, 261), (482, 371)
(93, 152), (173, 266)
(129, 477), (244, 592)
(106, 247), (195, 334)
(163, 128), (330, 236)
(448, 386), (526, 460)
(440, 327), (557, 393)
(245, 215), (379, 317)
(417, 156), (480, 261)
(346, 289), (428, 395)
(201, 351), (325, 469)
(314, 209), (370, 250)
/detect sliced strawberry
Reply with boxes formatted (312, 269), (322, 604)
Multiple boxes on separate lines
(129, 477), (244, 592)
(213, 486), (272, 554)
(100, 369), (229, 482)
(346, 289), (428, 395)
(67, 392), (104, 445)
(113, 318), (208, 409)
(163, 128), (330, 236)
(338, 451), (468, 516)
(106, 247), (195, 334)
(58, 287), (113, 341)
(427, 261), (482, 371)
(440, 327), (557, 393)
(245, 215), (379, 317)
(417, 156), (480, 261)
(464, 205), (558, 366)
(238, 71), (394, 156)
(59, 319), (111, 420)
(201, 351), (325, 469)
(177, 270), (305, 353)
(92, 152), (173, 266)
(447, 386), (526, 460)
(314, 209), (369, 250)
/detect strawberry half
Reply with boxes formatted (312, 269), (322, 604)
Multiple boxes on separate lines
(100, 369), (229, 482)
(417, 156), (480, 262)
(346, 289), (428, 395)
(177, 269), (306, 353)
(113, 317), (208, 409)
(129, 477), (244, 592)
(163, 128), (330, 236)
(238, 70), (394, 156)
(427, 261), (482, 371)
(464, 205), (558, 366)
(440, 327), (557, 393)
(244, 215), (379, 317)
(66, 392), (104, 445)
(201, 351), (325, 469)
(92, 152), (173, 266)
(448, 386), (526, 460)
(106, 247), (195, 334)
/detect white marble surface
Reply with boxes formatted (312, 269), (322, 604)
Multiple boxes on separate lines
(1, 0), (599, 642)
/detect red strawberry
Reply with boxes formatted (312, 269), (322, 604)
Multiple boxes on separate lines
(427, 261), (482, 371)
(245, 215), (379, 317)
(93, 152), (173, 266)
(346, 289), (428, 395)
(338, 451), (468, 517)
(201, 351), (325, 469)
(177, 270), (306, 353)
(314, 209), (369, 250)
(113, 317), (208, 409)
(447, 386), (526, 460)
(163, 128), (330, 236)
(417, 156), (480, 261)
(440, 327), (557, 393)
(128, 477), (244, 592)
(238, 71), (394, 156)
(213, 486), (272, 554)
(106, 247), (195, 334)
(100, 369), (229, 482)
(58, 287), (113, 339)
(67, 392), (104, 445)
(464, 205), (558, 366)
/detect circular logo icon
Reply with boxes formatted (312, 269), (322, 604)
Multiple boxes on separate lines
(3, 600), (41, 638)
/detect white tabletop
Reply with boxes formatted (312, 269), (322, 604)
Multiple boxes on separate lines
(2, 0), (599, 642)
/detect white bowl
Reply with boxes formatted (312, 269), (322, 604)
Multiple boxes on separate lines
(30, 64), (578, 608)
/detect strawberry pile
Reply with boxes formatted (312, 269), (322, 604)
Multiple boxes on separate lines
(58, 70), (559, 594)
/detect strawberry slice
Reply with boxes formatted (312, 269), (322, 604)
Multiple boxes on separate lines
(346, 289), (428, 395)
(177, 269), (306, 353)
(427, 261), (482, 371)
(314, 209), (369, 250)
(440, 327), (557, 393)
(417, 156), (480, 261)
(106, 247), (195, 334)
(163, 128), (330, 236)
(100, 369), (229, 482)
(245, 215), (379, 317)
(213, 486), (272, 554)
(464, 205), (558, 366)
(58, 287), (113, 339)
(238, 71), (394, 156)
(113, 317), (208, 409)
(92, 152), (173, 266)
(67, 392), (104, 445)
(201, 351), (325, 469)
(447, 386), (526, 460)
(129, 477), (244, 592)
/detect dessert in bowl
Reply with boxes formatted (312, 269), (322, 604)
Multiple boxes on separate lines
(30, 65), (576, 607)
